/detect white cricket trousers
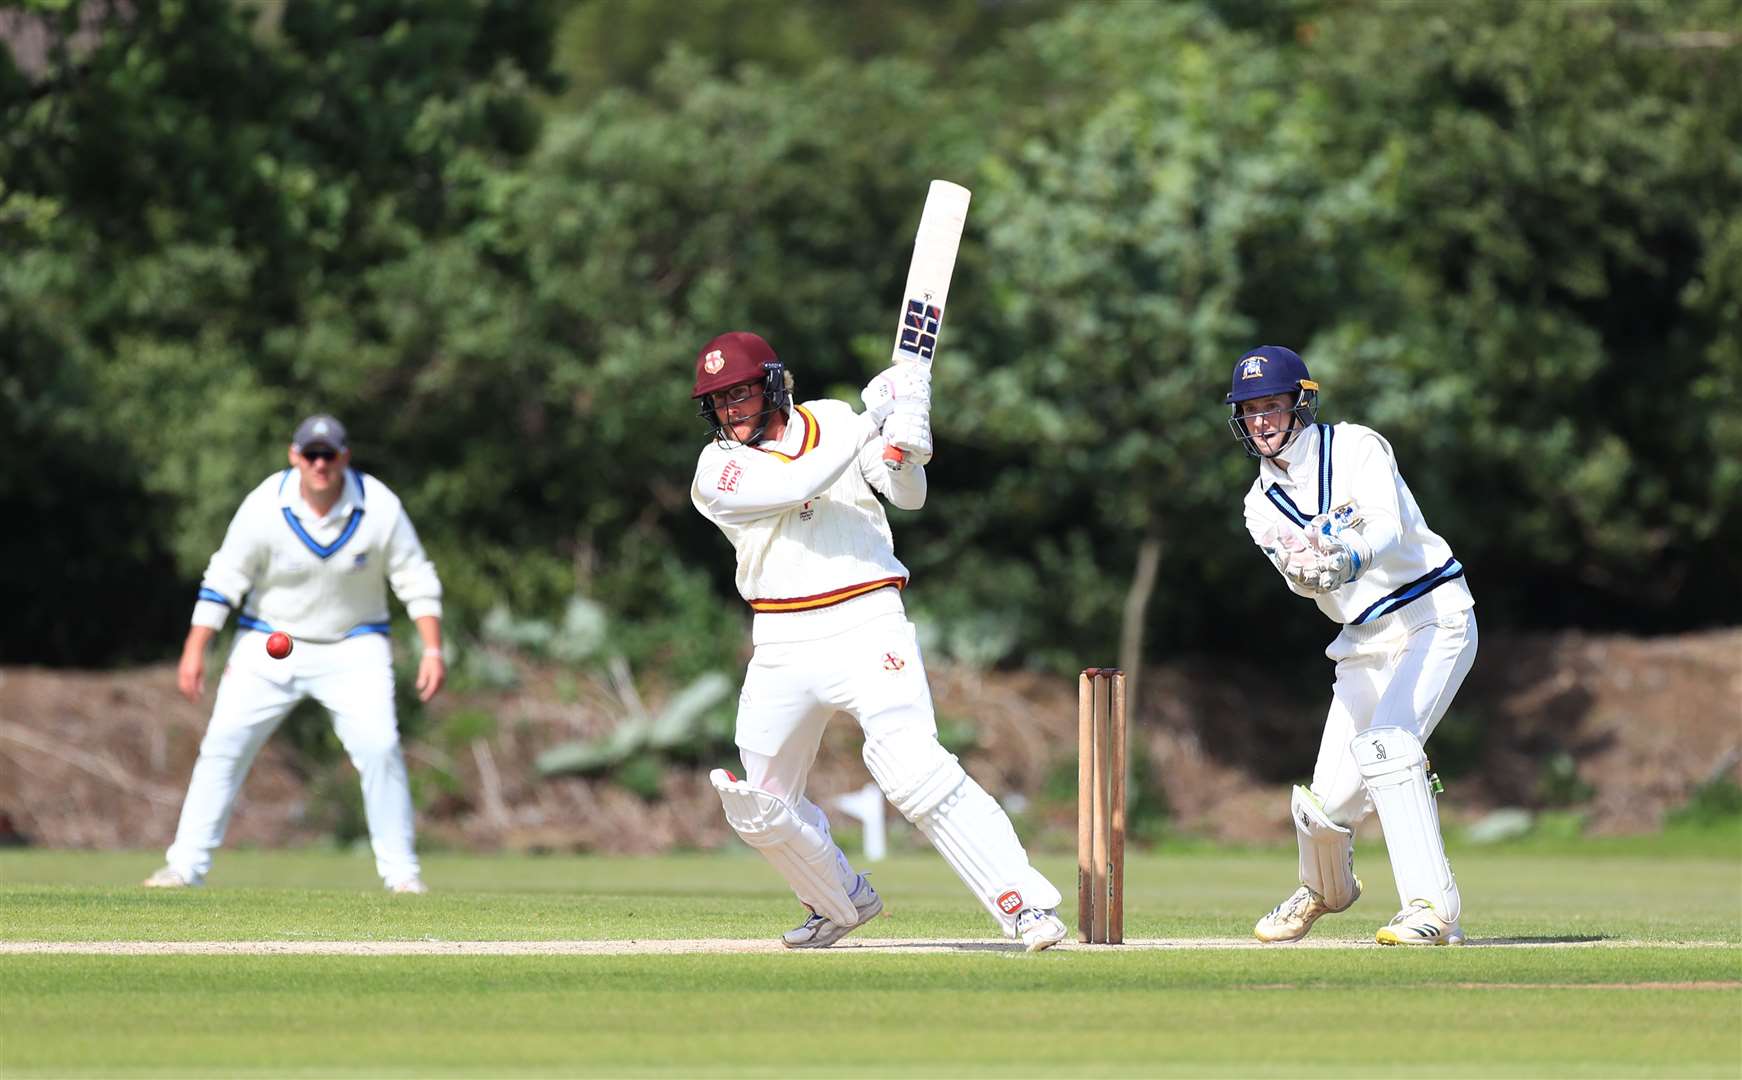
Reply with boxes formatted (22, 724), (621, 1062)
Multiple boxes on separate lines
(1310, 606), (1478, 826)
(164, 632), (420, 888)
(735, 609), (1059, 928)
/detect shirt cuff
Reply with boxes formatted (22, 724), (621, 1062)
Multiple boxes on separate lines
(404, 599), (443, 622)
(191, 601), (232, 631)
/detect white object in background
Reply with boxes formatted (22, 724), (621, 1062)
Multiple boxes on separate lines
(829, 782), (889, 862)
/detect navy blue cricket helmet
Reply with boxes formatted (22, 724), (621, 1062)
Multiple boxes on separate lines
(1225, 345), (1319, 458)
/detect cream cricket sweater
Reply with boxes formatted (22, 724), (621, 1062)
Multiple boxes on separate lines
(691, 399), (925, 645)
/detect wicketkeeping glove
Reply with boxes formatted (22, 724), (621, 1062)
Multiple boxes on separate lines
(1259, 523), (1314, 576)
(1307, 504), (1372, 585)
(1300, 542), (1358, 592)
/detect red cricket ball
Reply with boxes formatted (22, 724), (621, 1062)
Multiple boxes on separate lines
(265, 631), (293, 660)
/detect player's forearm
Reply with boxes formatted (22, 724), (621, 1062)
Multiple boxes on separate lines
(182, 624), (217, 658)
(700, 413), (875, 520)
(385, 514), (444, 618)
(196, 503), (265, 623)
(194, 563), (253, 629)
(875, 457), (926, 510)
(413, 615), (442, 655)
(1338, 437), (1405, 566)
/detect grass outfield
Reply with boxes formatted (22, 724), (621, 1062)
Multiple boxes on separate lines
(2, 847), (1738, 1078)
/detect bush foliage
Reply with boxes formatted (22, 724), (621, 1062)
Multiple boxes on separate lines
(4, 0), (1738, 669)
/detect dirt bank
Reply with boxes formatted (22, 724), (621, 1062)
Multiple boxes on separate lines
(1, 629), (1736, 851)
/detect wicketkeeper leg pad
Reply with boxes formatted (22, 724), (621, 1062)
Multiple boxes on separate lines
(710, 769), (858, 926)
(862, 728), (1060, 936)
(1351, 726), (1461, 922)
(1291, 784), (1358, 911)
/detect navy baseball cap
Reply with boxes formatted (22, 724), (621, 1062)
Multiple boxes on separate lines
(292, 414), (348, 453)
(1225, 346), (1317, 404)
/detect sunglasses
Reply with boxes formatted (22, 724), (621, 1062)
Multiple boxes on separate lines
(301, 449), (339, 463)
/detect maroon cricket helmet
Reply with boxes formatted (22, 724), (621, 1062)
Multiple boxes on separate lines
(691, 331), (791, 446)
(692, 331), (778, 399)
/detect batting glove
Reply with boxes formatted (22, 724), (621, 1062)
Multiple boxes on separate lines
(861, 373), (899, 427)
(882, 409), (933, 466)
(861, 365), (931, 428)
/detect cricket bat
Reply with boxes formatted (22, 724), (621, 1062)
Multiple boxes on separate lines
(885, 179), (971, 463)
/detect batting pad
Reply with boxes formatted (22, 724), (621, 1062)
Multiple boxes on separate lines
(710, 770), (859, 926)
(1291, 784), (1358, 911)
(863, 729), (1060, 936)
(1351, 726), (1461, 922)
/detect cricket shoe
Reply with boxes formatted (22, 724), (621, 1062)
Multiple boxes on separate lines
(1254, 880), (1360, 943)
(1015, 907), (1068, 952)
(142, 866), (200, 888)
(782, 875), (883, 949)
(1376, 900), (1464, 946)
(388, 878), (429, 895)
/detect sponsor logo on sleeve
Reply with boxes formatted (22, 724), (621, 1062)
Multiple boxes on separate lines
(882, 652), (905, 671)
(718, 460), (742, 493)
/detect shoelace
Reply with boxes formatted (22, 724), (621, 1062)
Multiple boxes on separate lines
(1274, 888), (1313, 920)
(1016, 909), (1051, 933)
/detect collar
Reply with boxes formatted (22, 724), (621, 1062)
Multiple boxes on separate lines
(279, 467), (363, 523)
(1257, 418), (1321, 485)
(756, 405), (818, 462)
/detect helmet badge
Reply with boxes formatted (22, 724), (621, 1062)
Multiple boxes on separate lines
(703, 349), (726, 374)
(1239, 356), (1266, 380)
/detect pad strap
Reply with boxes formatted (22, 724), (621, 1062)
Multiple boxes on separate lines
(1291, 784), (1358, 911)
(710, 770), (858, 925)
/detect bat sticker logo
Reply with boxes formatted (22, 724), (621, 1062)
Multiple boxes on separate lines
(897, 299), (943, 361)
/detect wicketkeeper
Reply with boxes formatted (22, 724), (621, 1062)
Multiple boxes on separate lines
(690, 331), (1067, 951)
(145, 414), (445, 894)
(1226, 346), (1476, 946)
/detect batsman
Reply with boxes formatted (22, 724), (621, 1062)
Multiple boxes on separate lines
(1226, 346), (1476, 946)
(689, 331), (1067, 951)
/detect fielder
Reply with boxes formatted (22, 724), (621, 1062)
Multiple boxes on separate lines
(145, 414), (445, 894)
(1226, 346), (1476, 946)
(690, 331), (1067, 951)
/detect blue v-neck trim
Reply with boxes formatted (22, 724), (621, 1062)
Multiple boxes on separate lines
(282, 506), (364, 560)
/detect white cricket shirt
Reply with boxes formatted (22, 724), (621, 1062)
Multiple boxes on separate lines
(190, 469), (443, 643)
(1243, 422), (1473, 628)
(691, 399), (926, 645)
